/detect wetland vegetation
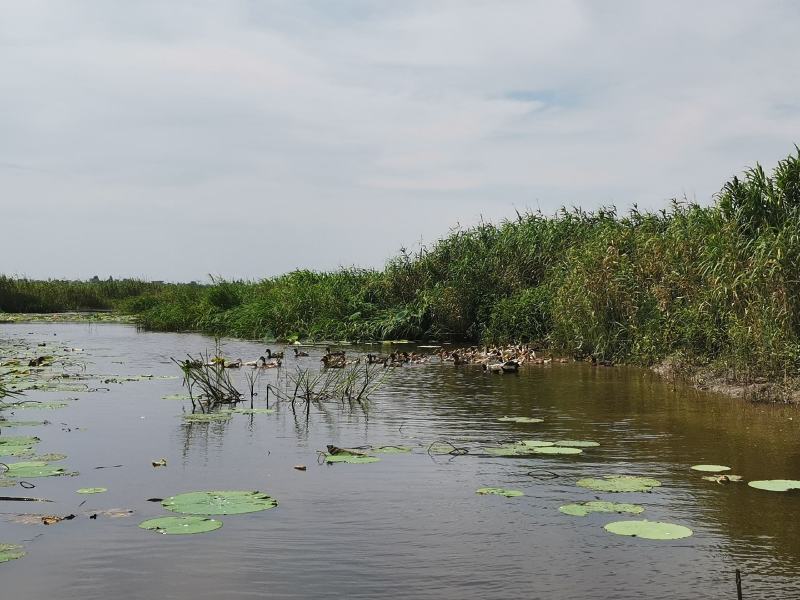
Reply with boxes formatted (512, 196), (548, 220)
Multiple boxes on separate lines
(2, 149), (800, 395)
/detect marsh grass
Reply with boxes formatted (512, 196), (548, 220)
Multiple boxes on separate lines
(3, 149), (800, 384)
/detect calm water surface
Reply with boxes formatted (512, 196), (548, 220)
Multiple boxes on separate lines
(1, 323), (799, 599)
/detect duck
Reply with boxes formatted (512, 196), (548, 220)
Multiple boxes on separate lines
(265, 349), (284, 360)
(293, 348), (309, 358)
(260, 358), (282, 369)
(244, 356), (267, 367)
(224, 359), (242, 369)
(501, 360), (520, 373)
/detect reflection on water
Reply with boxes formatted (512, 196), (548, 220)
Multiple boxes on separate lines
(1, 323), (799, 599)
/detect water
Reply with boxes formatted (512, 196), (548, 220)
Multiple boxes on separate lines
(1, 323), (799, 599)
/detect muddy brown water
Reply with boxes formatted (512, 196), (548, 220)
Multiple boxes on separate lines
(1, 323), (799, 599)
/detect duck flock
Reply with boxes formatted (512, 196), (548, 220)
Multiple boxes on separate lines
(214, 344), (581, 374)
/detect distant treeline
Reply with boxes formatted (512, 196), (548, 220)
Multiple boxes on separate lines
(2, 149), (799, 379)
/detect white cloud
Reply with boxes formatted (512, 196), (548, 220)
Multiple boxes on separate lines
(0, 0), (798, 280)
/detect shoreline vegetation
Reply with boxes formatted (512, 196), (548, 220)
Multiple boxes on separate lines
(2, 150), (799, 400)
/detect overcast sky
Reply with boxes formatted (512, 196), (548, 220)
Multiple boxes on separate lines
(1, 1), (798, 281)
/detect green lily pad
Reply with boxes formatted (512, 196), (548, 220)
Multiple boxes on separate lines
(139, 515), (222, 535)
(77, 487), (107, 494)
(427, 442), (468, 455)
(0, 445), (36, 457)
(2, 461), (67, 478)
(519, 440), (554, 448)
(0, 480), (17, 487)
(0, 543), (25, 563)
(484, 444), (535, 457)
(747, 479), (800, 492)
(577, 475), (662, 493)
(0, 420), (44, 427)
(13, 401), (68, 410)
(497, 416), (544, 424)
(28, 453), (67, 462)
(162, 394), (193, 401)
(533, 446), (583, 455)
(371, 446), (413, 454)
(0, 436), (40, 447)
(559, 501), (645, 517)
(325, 452), (380, 464)
(554, 440), (600, 448)
(226, 408), (275, 415)
(182, 413), (232, 422)
(476, 487), (524, 497)
(604, 520), (693, 540)
(162, 490), (278, 515)
(690, 465), (730, 472)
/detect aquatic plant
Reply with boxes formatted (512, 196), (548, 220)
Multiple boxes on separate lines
(576, 475), (662, 493)
(559, 501), (644, 517)
(139, 515), (222, 535)
(690, 464), (730, 472)
(0, 543), (25, 563)
(603, 520), (693, 540)
(162, 490), (278, 515)
(747, 479), (800, 492)
(476, 487), (524, 497)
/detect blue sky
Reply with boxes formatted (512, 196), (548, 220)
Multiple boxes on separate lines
(1, 0), (798, 281)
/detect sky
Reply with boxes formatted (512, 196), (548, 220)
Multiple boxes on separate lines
(1, 0), (798, 282)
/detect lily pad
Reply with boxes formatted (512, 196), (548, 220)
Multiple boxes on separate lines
(28, 453), (67, 462)
(0, 445), (36, 457)
(139, 515), (222, 535)
(484, 444), (535, 457)
(2, 461), (67, 478)
(0, 436), (40, 447)
(13, 401), (68, 410)
(325, 452), (380, 464)
(162, 490), (278, 515)
(577, 475), (662, 493)
(702, 474), (743, 484)
(226, 408), (275, 415)
(554, 440), (600, 448)
(427, 442), (468, 455)
(559, 501), (645, 517)
(747, 479), (800, 492)
(0, 421), (44, 428)
(519, 440), (554, 448)
(371, 446), (413, 454)
(497, 416), (544, 424)
(690, 465), (730, 473)
(182, 413), (232, 423)
(533, 446), (583, 455)
(604, 520), (693, 540)
(162, 394), (193, 401)
(476, 487), (524, 497)
(77, 487), (107, 494)
(0, 543), (25, 563)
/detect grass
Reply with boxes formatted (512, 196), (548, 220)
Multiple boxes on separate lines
(2, 148), (799, 383)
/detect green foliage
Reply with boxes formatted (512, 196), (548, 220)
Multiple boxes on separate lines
(3, 149), (800, 381)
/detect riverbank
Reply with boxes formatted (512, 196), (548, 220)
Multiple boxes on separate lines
(2, 149), (799, 390)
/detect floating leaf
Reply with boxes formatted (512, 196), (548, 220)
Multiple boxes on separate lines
(690, 465), (730, 473)
(371, 446), (412, 454)
(747, 479), (800, 492)
(559, 501), (644, 517)
(139, 515), (222, 535)
(427, 442), (468, 455)
(0, 436), (40, 447)
(702, 474), (743, 484)
(226, 408), (275, 415)
(161, 394), (192, 401)
(28, 453), (67, 462)
(604, 520), (693, 540)
(14, 402), (68, 410)
(519, 440), (554, 448)
(0, 445), (35, 457)
(325, 452), (380, 464)
(476, 487), (523, 497)
(182, 413), (232, 423)
(0, 543), (25, 563)
(497, 416), (544, 424)
(554, 440), (599, 448)
(577, 475), (662, 493)
(77, 487), (107, 494)
(0, 480), (16, 487)
(533, 446), (583, 455)
(0, 420), (44, 428)
(484, 444), (535, 457)
(162, 490), (278, 515)
(3, 461), (67, 478)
